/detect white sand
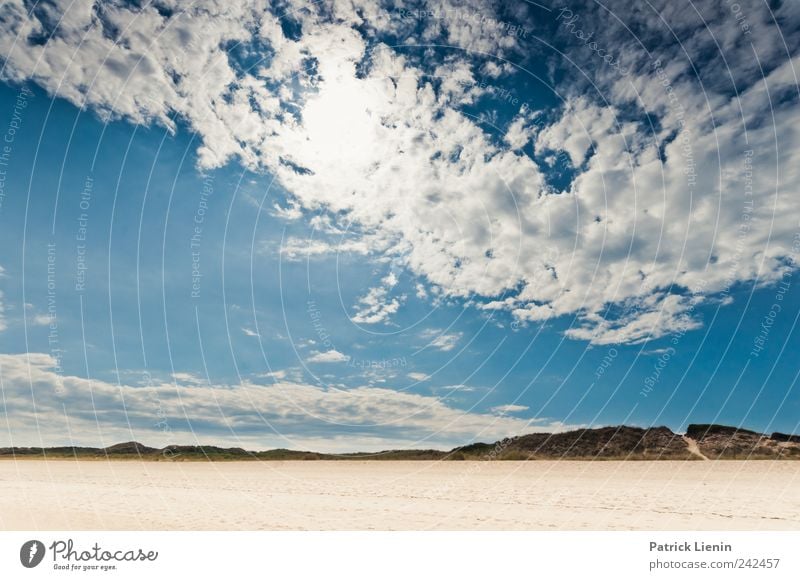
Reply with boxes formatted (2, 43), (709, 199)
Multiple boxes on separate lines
(1, 460), (799, 530)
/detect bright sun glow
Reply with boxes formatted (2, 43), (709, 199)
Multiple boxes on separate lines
(302, 77), (381, 168)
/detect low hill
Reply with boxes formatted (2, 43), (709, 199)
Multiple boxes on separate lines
(492, 426), (693, 460)
(686, 424), (800, 459)
(2, 424), (799, 460)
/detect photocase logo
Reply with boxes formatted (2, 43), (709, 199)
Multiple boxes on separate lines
(20, 540), (46, 568)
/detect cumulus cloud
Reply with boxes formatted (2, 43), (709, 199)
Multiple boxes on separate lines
(1, 0), (798, 345)
(0, 353), (569, 451)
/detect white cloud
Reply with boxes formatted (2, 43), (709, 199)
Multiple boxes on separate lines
(270, 201), (303, 220)
(241, 327), (260, 337)
(307, 349), (350, 363)
(431, 334), (462, 352)
(171, 372), (206, 386)
(440, 384), (476, 392)
(258, 369), (287, 380)
(278, 237), (372, 261)
(351, 272), (404, 325)
(491, 404), (529, 414)
(30, 314), (51, 327)
(1, 1), (798, 345)
(0, 353), (571, 451)
(407, 372), (430, 382)
(481, 60), (514, 79)
(563, 295), (703, 346)
(641, 348), (672, 356)
(421, 329), (463, 352)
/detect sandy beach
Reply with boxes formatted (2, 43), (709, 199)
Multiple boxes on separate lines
(1, 460), (799, 530)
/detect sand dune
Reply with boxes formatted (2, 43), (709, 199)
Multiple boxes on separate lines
(1, 460), (799, 530)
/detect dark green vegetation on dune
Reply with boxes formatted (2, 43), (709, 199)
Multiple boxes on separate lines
(3, 424), (799, 460)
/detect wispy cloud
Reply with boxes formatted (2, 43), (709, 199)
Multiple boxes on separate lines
(0, 353), (573, 452)
(30, 314), (51, 327)
(351, 273), (405, 325)
(421, 329), (463, 352)
(641, 348), (674, 356)
(491, 404), (529, 415)
(307, 349), (350, 363)
(277, 238), (371, 261)
(171, 372), (206, 386)
(440, 385), (476, 393)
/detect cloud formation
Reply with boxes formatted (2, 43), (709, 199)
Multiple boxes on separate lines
(0, 0), (798, 344)
(0, 353), (568, 451)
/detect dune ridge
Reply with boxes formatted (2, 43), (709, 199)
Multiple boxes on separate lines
(3, 424), (800, 461)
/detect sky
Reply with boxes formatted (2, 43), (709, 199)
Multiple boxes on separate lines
(0, 0), (799, 452)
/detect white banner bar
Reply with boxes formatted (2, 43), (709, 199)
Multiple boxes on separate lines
(1, 531), (798, 579)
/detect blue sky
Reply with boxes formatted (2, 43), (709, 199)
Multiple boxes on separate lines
(0, 0), (799, 451)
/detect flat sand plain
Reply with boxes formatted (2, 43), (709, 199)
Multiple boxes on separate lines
(1, 460), (799, 530)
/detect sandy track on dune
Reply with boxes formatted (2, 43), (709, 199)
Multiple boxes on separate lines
(682, 436), (710, 461)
